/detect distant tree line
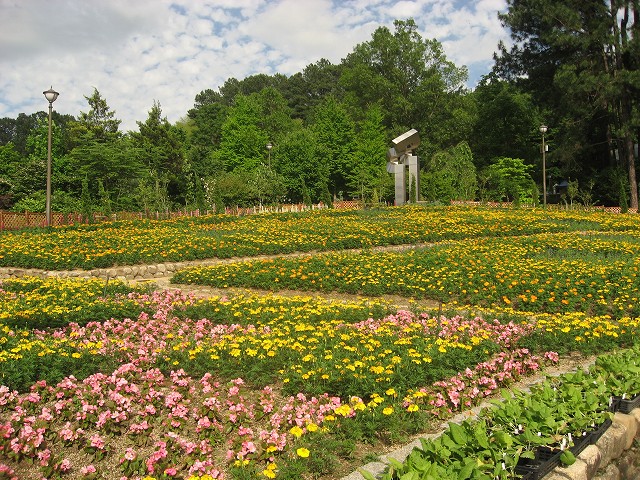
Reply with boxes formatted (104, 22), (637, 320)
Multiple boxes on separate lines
(0, 6), (638, 215)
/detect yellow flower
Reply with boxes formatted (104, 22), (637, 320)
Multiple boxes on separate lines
(290, 425), (304, 438)
(382, 407), (394, 415)
(296, 447), (310, 458)
(262, 462), (278, 478)
(334, 404), (353, 417)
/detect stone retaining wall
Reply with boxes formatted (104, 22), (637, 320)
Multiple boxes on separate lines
(0, 262), (183, 282)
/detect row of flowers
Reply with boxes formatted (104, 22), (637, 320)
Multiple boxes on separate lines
(172, 231), (640, 318)
(1, 205), (638, 270)
(2, 279), (637, 396)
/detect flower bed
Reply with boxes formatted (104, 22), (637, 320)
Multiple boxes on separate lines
(0, 206), (637, 270)
(3, 206), (640, 479)
(1, 283), (569, 479)
(172, 231), (640, 319)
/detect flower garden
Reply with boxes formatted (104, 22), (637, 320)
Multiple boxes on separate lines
(2, 205), (640, 480)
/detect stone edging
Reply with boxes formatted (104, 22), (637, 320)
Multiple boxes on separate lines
(341, 410), (640, 480)
(0, 260), (219, 282)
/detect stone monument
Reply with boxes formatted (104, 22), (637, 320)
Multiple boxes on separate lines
(386, 129), (420, 205)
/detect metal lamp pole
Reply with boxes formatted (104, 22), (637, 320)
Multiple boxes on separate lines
(540, 125), (548, 207)
(43, 87), (59, 227)
(266, 142), (273, 168)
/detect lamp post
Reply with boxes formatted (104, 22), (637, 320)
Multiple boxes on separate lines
(266, 142), (273, 168)
(540, 125), (548, 207)
(43, 87), (59, 227)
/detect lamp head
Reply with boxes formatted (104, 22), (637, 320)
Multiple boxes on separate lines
(539, 125), (548, 134)
(43, 87), (59, 104)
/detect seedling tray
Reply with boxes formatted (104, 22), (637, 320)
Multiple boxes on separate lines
(589, 418), (612, 444)
(617, 394), (640, 414)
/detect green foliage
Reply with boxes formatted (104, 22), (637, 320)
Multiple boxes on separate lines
(495, 0), (639, 209)
(80, 177), (93, 222)
(130, 101), (186, 206)
(68, 87), (121, 145)
(486, 157), (534, 203)
(311, 96), (357, 198)
(341, 19), (470, 160)
(347, 104), (390, 204)
(277, 128), (328, 203)
(12, 191), (45, 213)
(0, 12), (635, 213)
(97, 179), (112, 216)
(422, 142), (478, 202)
(470, 78), (539, 169)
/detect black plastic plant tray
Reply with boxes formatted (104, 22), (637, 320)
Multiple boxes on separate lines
(589, 418), (613, 444)
(516, 470), (535, 480)
(516, 455), (559, 480)
(570, 433), (591, 457)
(535, 446), (563, 463)
(617, 394), (640, 414)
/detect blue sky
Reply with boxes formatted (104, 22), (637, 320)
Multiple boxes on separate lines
(0, 0), (509, 132)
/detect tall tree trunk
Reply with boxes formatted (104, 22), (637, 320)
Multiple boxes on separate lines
(611, 1), (638, 209)
(625, 132), (638, 210)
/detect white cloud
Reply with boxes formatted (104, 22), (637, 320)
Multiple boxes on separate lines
(0, 0), (508, 131)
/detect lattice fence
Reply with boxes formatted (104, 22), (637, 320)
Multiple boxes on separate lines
(0, 201), (363, 232)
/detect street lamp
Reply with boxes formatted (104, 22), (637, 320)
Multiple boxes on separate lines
(266, 142), (273, 168)
(43, 87), (59, 227)
(540, 125), (548, 207)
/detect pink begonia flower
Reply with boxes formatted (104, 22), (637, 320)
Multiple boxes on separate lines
(124, 447), (137, 461)
(37, 448), (51, 466)
(89, 434), (105, 449)
(80, 465), (97, 474)
(59, 459), (71, 472)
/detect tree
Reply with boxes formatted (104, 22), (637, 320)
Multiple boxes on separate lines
(277, 127), (328, 203)
(347, 104), (390, 203)
(65, 90), (144, 209)
(9, 118), (64, 208)
(0, 143), (20, 208)
(130, 101), (186, 205)
(470, 76), (541, 169)
(421, 142), (478, 202)
(214, 94), (269, 172)
(341, 19), (472, 158)
(310, 96), (356, 199)
(284, 59), (344, 120)
(486, 157), (535, 204)
(214, 89), (296, 173)
(68, 88), (121, 145)
(68, 138), (144, 206)
(495, 0), (640, 209)
(247, 164), (287, 206)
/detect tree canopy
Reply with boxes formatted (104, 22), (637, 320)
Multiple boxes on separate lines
(0, 8), (638, 214)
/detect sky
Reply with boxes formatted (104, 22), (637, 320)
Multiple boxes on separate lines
(0, 0), (510, 132)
